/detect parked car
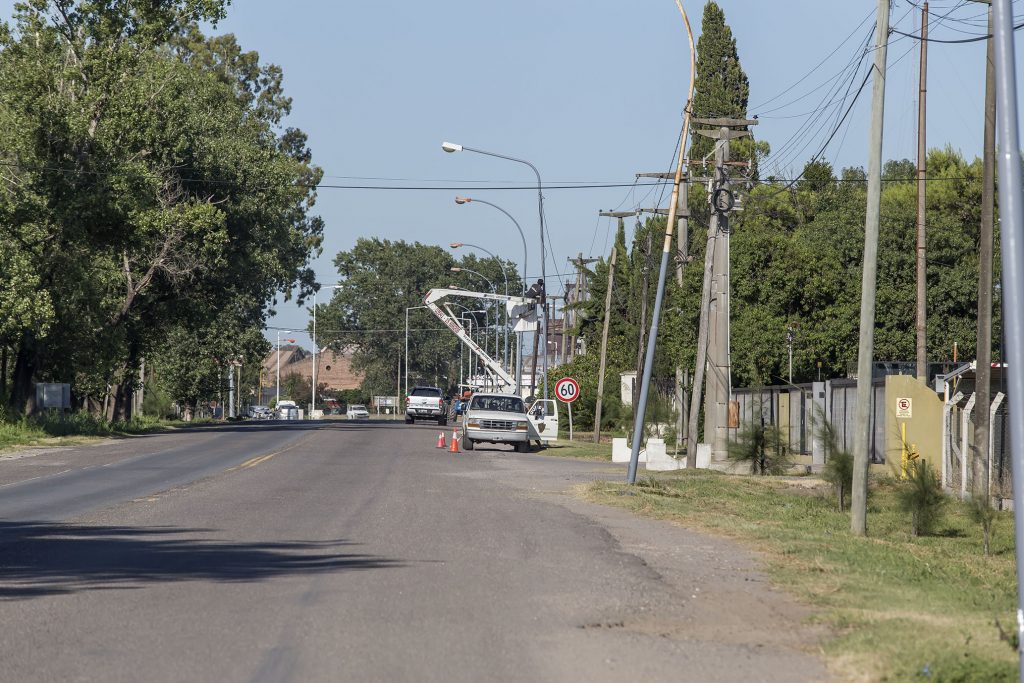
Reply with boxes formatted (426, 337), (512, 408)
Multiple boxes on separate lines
(460, 393), (531, 453)
(346, 404), (369, 419)
(248, 405), (272, 420)
(276, 400), (299, 420)
(405, 386), (447, 425)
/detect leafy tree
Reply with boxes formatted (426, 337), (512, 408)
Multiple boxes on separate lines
(316, 238), (519, 398)
(0, 2), (322, 419)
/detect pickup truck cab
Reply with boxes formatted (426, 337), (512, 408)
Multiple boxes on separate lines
(405, 386), (447, 425)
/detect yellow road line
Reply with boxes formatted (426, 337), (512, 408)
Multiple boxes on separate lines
(227, 432), (317, 472)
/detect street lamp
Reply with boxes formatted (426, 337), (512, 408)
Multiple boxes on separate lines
(453, 197), (529, 396)
(451, 266), (499, 370)
(442, 141), (549, 401)
(405, 305), (430, 399)
(275, 330), (295, 409)
(449, 302), (488, 389)
(311, 284), (342, 416)
(450, 241), (511, 373)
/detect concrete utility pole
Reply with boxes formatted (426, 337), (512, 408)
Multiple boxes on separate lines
(916, 2), (929, 381)
(686, 119), (756, 467)
(851, 0), (891, 537)
(975, 0), (996, 501)
(594, 212), (634, 443)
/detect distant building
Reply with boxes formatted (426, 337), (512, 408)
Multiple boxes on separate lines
(260, 345), (363, 402)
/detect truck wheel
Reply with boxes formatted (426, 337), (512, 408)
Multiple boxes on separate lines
(437, 416), (447, 426)
(515, 441), (529, 454)
(462, 437), (474, 451)
(405, 416), (413, 424)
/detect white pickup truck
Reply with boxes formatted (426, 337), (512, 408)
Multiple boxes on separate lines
(460, 393), (558, 452)
(404, 386), (448, 426)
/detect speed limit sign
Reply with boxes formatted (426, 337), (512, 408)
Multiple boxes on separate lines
(555, 377), (580, 403)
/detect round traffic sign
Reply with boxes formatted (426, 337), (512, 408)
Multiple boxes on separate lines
(555, 377), (580, 403)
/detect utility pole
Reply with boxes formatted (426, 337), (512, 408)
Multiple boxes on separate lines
(595, 212), (633, 442)
(974, 0), (996, 502)
(636, 174), (694, 453)
(851, 0), (891, 537)
(633, 233), (653, 425)
(567, 252), (598, 363)
(916, 2), (929, 381)
(626, 0), (695, 483)
(990, 1), (1024, 673)
(686, 119), (756, 467)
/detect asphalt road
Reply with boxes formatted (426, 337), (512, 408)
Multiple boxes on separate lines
(0, 421), (828, 682)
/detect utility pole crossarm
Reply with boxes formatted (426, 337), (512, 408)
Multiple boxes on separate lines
(692, 117), (759, 127)
(599, 210), (638, 218)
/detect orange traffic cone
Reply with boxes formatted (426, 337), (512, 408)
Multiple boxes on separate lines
(448, 430), (460, 454)
(436, 432), (446, 449)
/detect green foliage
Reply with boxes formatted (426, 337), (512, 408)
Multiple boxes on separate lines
(818, 416), (854, 511)
(967, 497), (997, 556)
(727, 420), (790, 475)
(588, 472), (1018, 681)
(0, 2), (322, 418)
(317, 238), (519, 398)
(896, 460), (946, 536)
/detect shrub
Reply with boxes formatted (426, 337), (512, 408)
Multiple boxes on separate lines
(728, 421), (790, 475)
(818, 417), (854, 512)
(896, 459), (945, 536)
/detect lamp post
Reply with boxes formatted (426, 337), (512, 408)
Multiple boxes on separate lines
(311, 284), (341, 417)
(405, 305), (430, 399)
(275, 330), (295, 409)
(454, 197), (528, 395)
(443, 142), (549, 401)
(449, 302), (488, 389)
(451, 266), (499, 373)
(451, 241), (511, 375)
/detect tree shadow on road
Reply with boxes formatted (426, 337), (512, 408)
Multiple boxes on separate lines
(0, 522), (403, 600)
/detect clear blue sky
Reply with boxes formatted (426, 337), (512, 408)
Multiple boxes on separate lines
(4, 1), (1020, 349)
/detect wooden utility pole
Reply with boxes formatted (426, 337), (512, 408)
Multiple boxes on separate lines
(915, 2), (929, 381)
(593, 213), (631, 443)
(851, 0), (891, 537)
(974, 2), (996, 501)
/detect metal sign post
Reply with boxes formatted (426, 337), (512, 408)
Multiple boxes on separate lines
(991, 1), (1024, 676)
(555, 377), (579, 441)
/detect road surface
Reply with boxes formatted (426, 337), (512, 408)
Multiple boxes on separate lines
(0, 421), (827, 682)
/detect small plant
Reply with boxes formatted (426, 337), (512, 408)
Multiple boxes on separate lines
(817, 417), (854, 512)
(896, 459), (945, 536)
(728, 420), (790, 475)
(968, 497), (997, 556)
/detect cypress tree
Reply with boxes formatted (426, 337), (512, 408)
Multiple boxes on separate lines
(690, 1), (751, 161)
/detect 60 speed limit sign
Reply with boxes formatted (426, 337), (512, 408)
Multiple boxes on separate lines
(555, 377), (580, 403)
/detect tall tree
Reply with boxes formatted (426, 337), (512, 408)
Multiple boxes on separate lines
(0, 2), (322, 418)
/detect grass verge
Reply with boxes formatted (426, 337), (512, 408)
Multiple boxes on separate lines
(0, 413), (196, 452)
(538, 437), (612, 461)
(585, 470), (1017, 682)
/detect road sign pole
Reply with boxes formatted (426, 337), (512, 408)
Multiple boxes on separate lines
(568, 401), (573, 441)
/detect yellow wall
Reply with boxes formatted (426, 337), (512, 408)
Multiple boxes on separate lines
(884, 375), (943, 473)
